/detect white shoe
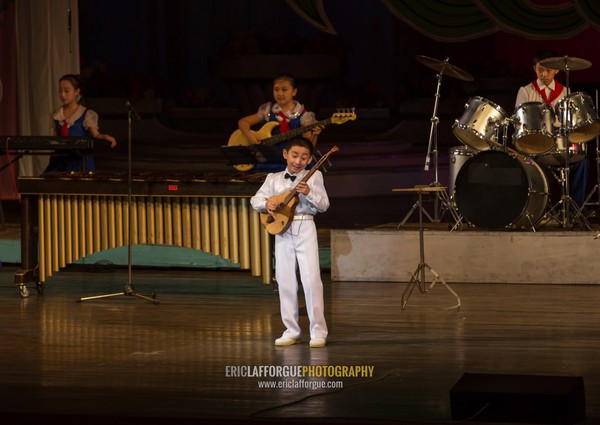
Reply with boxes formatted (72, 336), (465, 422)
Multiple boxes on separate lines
(275, 336), (299, 347)
(309, 338), (326, 348)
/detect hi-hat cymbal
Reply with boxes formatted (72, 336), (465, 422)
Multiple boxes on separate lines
(538, 56), (592, 71)
(416, 55), (474, 81)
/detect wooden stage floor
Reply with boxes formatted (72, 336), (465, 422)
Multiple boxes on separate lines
(0, 265), (598, 425)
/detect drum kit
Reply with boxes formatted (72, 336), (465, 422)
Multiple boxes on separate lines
(412, 54), (600, 231)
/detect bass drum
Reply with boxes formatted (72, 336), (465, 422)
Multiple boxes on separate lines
(454, 151), (548, 230)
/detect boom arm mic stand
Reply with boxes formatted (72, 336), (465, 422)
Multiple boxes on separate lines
(79, 102), (159, 303)
(399, 56), (465, 228)
(583, 89), (600, 215)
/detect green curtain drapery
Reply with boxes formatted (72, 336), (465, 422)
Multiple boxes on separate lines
(286, 0), (599, 41)
(285, 0), (336, 34)
(574, 0), (600, 31)
(475, 0), (583, 39)
(383, 0), (495, 41)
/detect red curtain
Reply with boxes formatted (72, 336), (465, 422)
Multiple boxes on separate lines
(0, 1), (20, 200)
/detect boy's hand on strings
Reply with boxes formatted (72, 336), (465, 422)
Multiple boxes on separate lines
(266, 199), (279, 213)
(295, 181), (310, 196)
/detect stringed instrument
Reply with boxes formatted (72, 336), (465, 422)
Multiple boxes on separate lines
(227, 109), (355, 172)
(260, 145), (339, 235)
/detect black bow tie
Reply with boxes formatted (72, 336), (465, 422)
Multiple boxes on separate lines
(284, 173), (296, 182)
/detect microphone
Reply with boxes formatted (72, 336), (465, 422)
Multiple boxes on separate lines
(125, 100), (142, 121)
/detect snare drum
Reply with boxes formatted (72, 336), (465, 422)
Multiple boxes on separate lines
(453, 96), (508, 151)
(512, 102), (555, 155)
(555, 92), (600, 143)
(536, 134), (587, 167)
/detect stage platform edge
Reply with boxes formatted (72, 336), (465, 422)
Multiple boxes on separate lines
(331, 227), (600, 284)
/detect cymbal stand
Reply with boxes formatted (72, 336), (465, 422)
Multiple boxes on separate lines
(583, 89), (600, 215)
(540, 69), (591, 230)
(401, 188), (460, 310)
(80, 102), (159, 303)
(399, 61), (461, 228)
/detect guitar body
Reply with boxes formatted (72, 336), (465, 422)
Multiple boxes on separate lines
(258, 145), (339, 235)
(228, 121), (280, 147)
(260, 192), (299, 235)
(225, 110), (354, 172)
(228, 122), (280, 172)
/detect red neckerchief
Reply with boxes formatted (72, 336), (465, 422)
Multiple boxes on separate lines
(276, 108), (306, 133)
(277, 111), (290, 132)
(532, 80), (563, 105)
(60, 121), (69, 136)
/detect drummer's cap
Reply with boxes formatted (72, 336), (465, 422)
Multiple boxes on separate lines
(533, 49), (559, 66)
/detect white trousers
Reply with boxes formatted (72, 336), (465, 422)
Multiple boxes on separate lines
(275, 219), (328, 340)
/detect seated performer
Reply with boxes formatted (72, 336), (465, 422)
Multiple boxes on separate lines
(237, 73), (323, 173)
(44, 74), (117, 174)
(515, 49), (588, 209)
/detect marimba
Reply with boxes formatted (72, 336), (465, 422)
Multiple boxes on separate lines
(16, 173), (272, 295)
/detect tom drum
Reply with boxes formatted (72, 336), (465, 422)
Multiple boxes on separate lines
(512, 102), (555, 155)
(453, 97), (508, 151)
(555, 92), (600, 144)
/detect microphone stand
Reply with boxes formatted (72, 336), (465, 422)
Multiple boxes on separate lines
(80, 102), (158, 303)
(583, 89), (600, 216)
(399, 61), (461, 228)
(539, 60), (591, 230)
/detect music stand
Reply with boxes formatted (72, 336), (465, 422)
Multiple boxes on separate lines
(221, 144), (286, 171)
(393, 186), (461, 310)
(79, 102), (158, 303)
(220, 145), (257, 166)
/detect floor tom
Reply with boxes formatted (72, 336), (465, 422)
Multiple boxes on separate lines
(449, 145), (476, 197)
(535, 134), (587, 167)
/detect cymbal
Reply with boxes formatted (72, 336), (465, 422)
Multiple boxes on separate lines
(538, 56), (592, 71)
(416, 55), (474, 81)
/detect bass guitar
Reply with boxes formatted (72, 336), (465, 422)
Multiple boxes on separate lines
(260, 145), (339, 235)
(227, 109), (355, 172)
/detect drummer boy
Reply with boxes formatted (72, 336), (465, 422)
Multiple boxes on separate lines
(516, 49), (565, 108)
(515, 49), (588, 209)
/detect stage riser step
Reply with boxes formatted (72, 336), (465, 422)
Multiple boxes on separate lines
(331, 229), (599, 284)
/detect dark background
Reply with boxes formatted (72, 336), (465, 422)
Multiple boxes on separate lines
(78, 0), (600, 112)
(76, 0), (600, 227)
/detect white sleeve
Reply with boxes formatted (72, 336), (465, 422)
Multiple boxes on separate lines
(303, 171), (329, 213)
(515, 87), (527, 108)
(250, 174), (274, 212)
